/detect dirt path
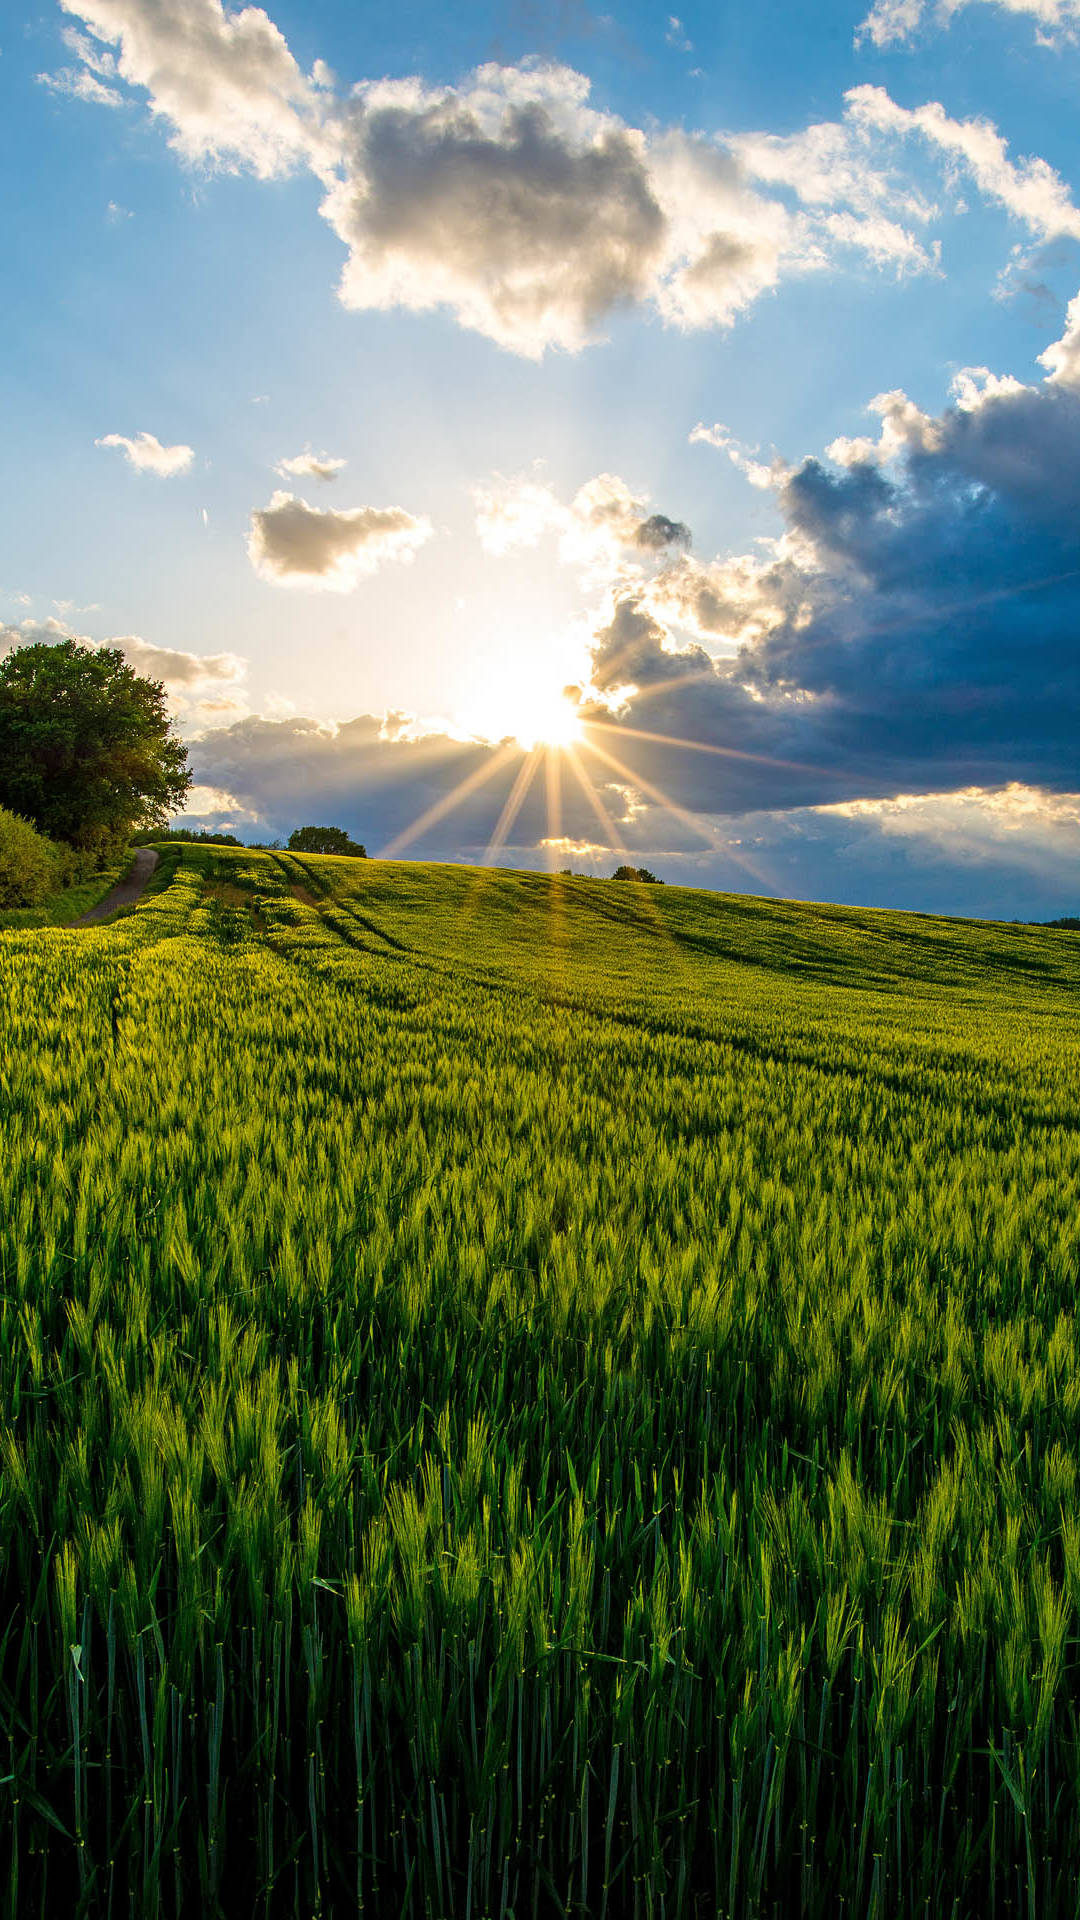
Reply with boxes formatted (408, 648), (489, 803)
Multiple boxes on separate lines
(72, 847), (160, 926)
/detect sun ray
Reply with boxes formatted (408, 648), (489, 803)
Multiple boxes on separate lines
(543, 745), (563, 869)
(580, 734), (787, 895)
(541, 745), (573, 941)
(541, 747), (575, 978)
(484, 746), (544, 865)
(583, 716), (839, 782)
(378, 740), (518, 857)
(562, 747), (694, 963)
(563, 745), (629, 861)
(600, 666), (732, 706)
(456, 747), (547, 934)
(580, 735), (719, 851)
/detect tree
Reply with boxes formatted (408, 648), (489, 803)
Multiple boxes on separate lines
(0, 640), (191, 863)
(612, 864), (663, 883)
(287, 825), (367, 856)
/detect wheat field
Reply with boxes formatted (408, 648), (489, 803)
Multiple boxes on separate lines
(1, 846), (1079, 1917)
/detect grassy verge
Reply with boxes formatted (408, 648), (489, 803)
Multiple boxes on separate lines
(0, 860), (126, 930)
(0, 840), (184, 931)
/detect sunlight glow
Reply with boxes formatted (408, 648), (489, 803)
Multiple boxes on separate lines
(377, 680), (819, 875)
(458, 671), (584, 753)
(503, 691), (582, 751)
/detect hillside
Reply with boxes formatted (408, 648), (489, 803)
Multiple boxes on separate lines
(2, 846), (1080, 1917)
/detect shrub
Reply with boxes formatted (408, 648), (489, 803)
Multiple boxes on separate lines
(0, 807), (64, 907)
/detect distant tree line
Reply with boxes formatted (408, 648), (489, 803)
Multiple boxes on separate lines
(136, 824), (369, 856)
(131, 828), (243, 848)
(559, 865), (664, 883)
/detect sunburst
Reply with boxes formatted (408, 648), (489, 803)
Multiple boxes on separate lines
(374, 677), (821, 892)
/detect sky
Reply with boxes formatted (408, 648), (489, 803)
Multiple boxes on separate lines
(2, 0), (1080, 916)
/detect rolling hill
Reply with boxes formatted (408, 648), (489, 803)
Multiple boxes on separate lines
(2, 846), (1079, 1917)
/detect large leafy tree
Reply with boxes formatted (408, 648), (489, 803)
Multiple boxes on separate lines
(288, 825), (367, 856)
(0, 639), (192, 858)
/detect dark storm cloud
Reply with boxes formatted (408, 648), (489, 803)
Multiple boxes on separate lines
(593, 376), (1080, 814)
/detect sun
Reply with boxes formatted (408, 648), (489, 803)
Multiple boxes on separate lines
(459, 675), (584, 752)
(513, 690), (583, 751)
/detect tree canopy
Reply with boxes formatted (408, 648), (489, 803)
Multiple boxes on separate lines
(612, 864), (662, 883)
(0, 640), (191, 860)
(288, 826), (367, 856)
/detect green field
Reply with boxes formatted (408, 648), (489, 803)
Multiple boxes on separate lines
(2, 845), (1079, 1917)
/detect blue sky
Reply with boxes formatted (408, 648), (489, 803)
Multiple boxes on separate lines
(2, 0), (1079, 915)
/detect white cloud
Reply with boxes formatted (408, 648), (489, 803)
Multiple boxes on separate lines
(248, 490), (433, 589)
(857, 0), (928, 44)
(50, 8), (941, 354)
(274, 450), (346, 482)
(646, 551), (791, 647)
(826, 369), (1033, 465)
(689, 421), (780, 488)
(474, 476), (566, 555)
(117, 635), (246, 688)
(821, 784), (1080, 874)
(857, 0), (1080, 49)
(845, 86), (1080, 245)
(323, 63), (673, 355)
(52, 4), (1079, 354)
(57, 0), (323, 177)
(1040, 289), (1080, 386)
(39, 65), (125, 106)
(474, 470), (690, 576)
(826, 388), (944, 465)
(731, 114), (939, 234)
(733, 86), (1080, 279)
(173, 783), (259, 827)
(96, 430), (194, 475)
(949, 365), (1028, 409)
